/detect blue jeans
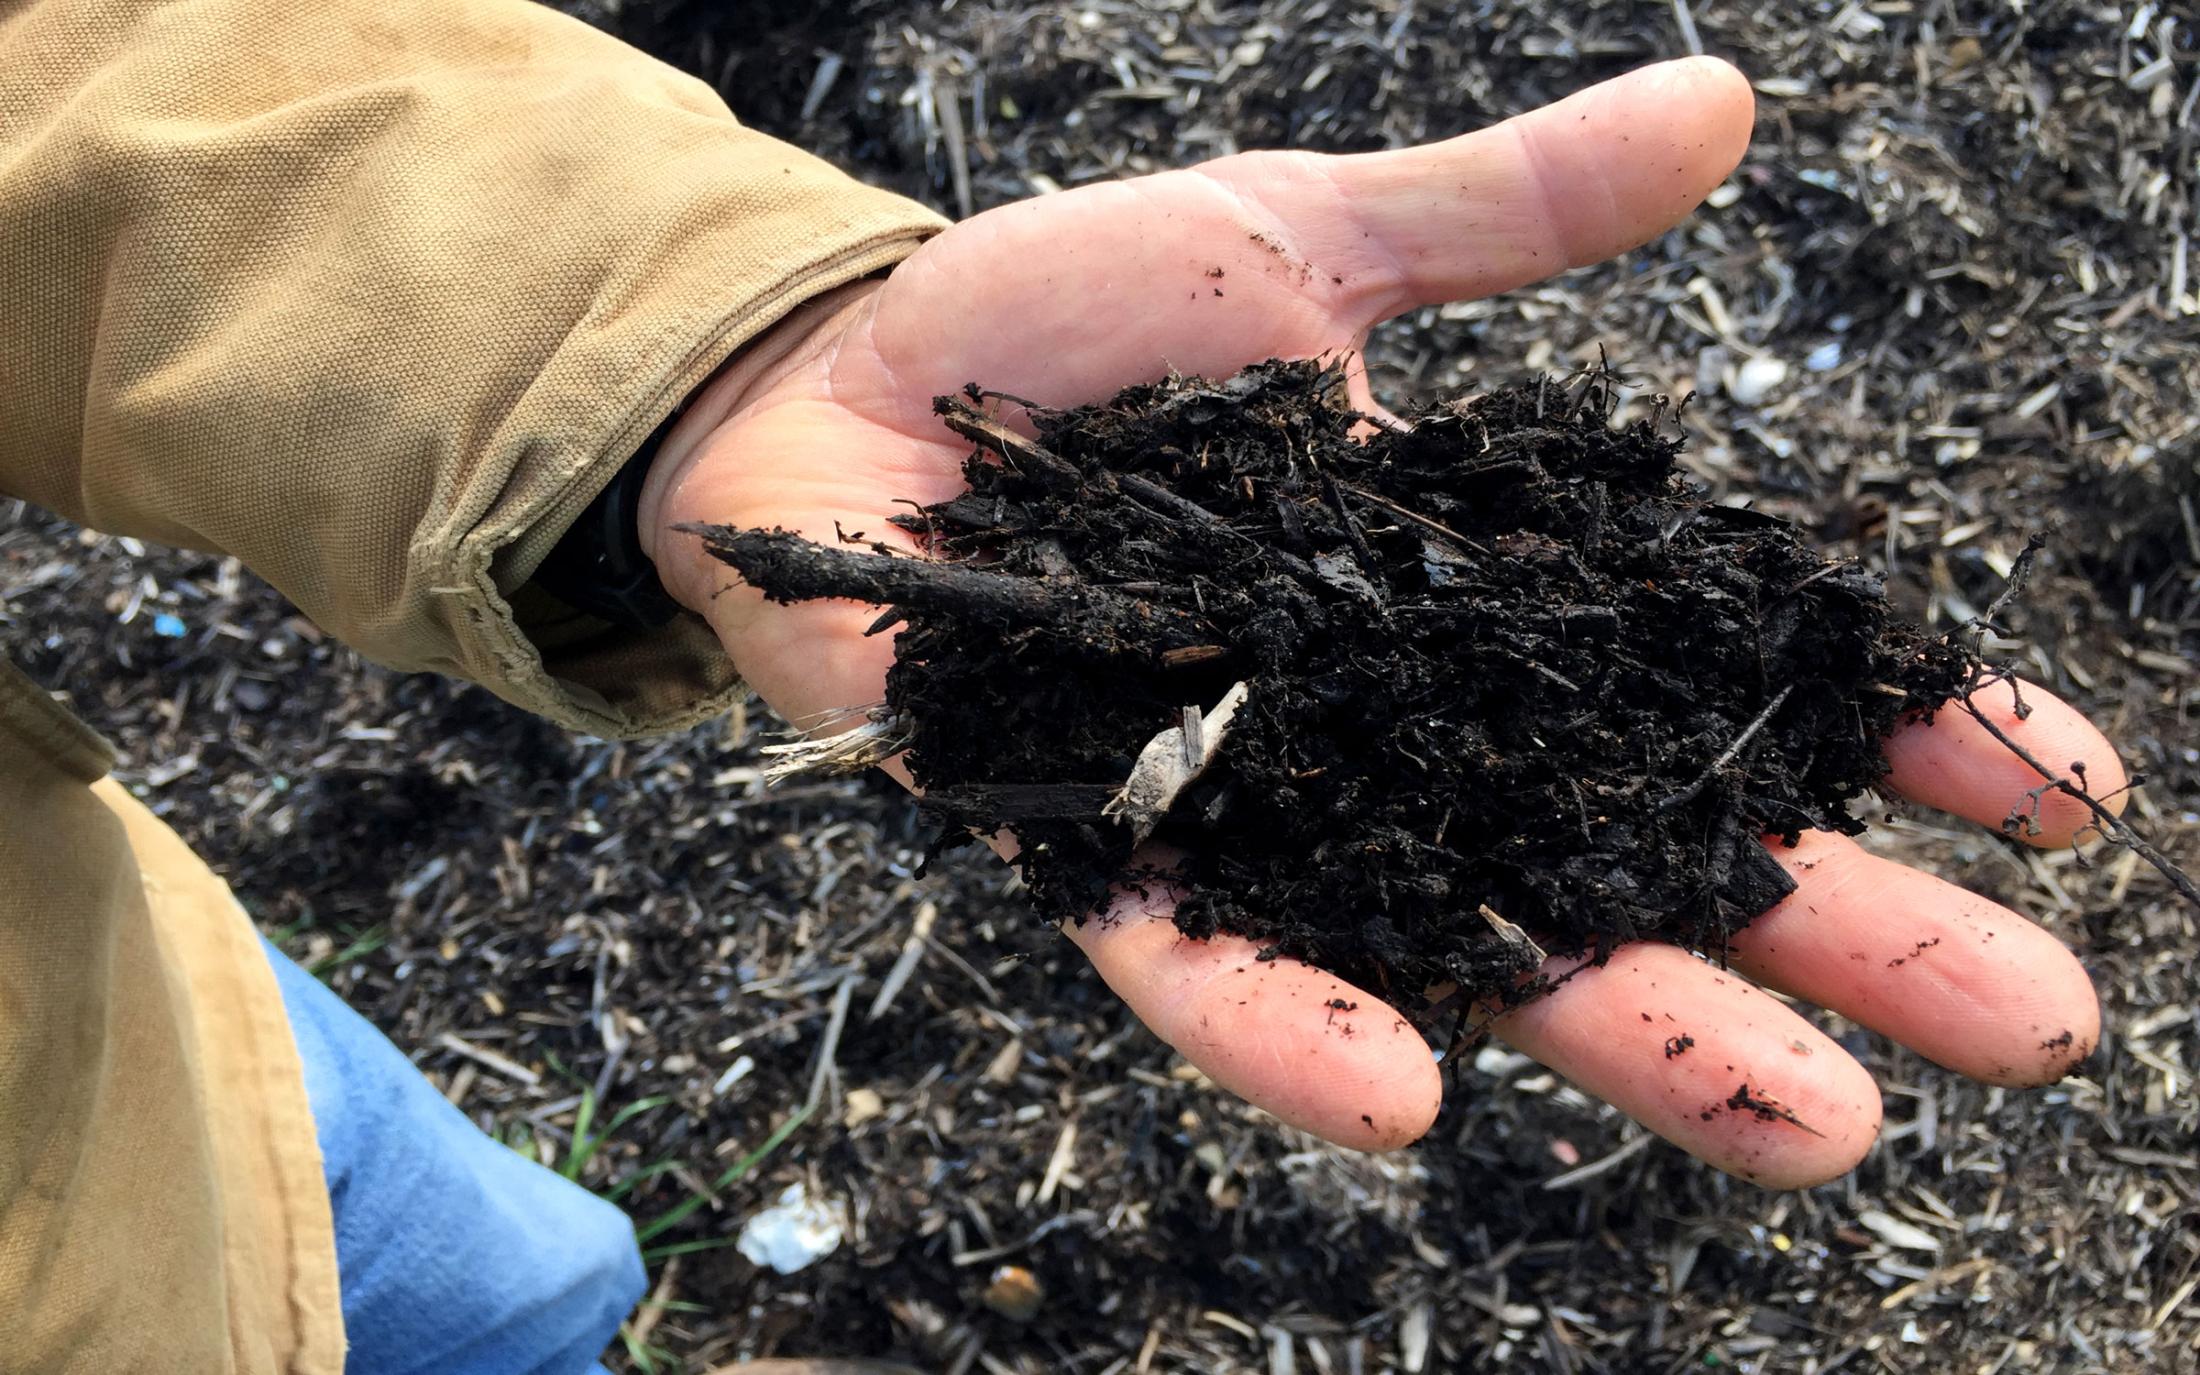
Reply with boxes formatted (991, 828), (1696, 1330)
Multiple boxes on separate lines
(263, 939), (647, 1375)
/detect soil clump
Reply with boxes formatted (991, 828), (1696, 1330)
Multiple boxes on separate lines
(696, 361), (1974, 1005)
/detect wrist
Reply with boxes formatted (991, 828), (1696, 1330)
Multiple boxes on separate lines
(637, 279), (882, 614)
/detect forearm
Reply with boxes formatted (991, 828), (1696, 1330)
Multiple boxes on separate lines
(0, 0), (943, 735)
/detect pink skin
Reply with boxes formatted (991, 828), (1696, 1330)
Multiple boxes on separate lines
(1729, 832), (2102, 1087)
(635, 58), (2121, 1180)
(1067, 872), (1443, 1150)
(1880, 678), (2127, 847)
(1489, 943), (1884, 1189)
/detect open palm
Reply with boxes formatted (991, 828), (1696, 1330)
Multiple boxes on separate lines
(638, 58), (2120, 1185)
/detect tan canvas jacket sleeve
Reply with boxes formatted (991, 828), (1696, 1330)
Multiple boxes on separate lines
(0, 666), (348, 1372)
(1, 0), (948, 738)
(1, 0), (945, 1367)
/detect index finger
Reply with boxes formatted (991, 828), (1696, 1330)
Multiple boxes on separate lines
(1062, 877), (1442, 1152)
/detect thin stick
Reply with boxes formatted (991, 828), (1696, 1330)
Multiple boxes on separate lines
(1956, 674), (2200, 909)
(1945, 537), (2196, 909)
(624, 1256), (681, 1350)
(1964, 533), (2047, 656)
(805, 969), (859, 1115)
(933, 395), (1081, 486)
(1656, 685), (1795, 810)
(1337, 481), (1492, 555)
(684, 524), (1220, 655)
(1542, 1131), (1653, 1191)
(866, 900), (939, 1022)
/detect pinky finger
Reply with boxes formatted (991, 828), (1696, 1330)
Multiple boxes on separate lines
(1882, 678), (2126, 848)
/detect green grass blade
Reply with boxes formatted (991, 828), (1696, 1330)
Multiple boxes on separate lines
(641, 1236), (745, 1264)
(560, 1086), (601, 1180)
(633, 1103), (813, 1246)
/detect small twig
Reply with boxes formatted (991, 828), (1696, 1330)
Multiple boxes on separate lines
(1940, 546), (2194, 907)
(967, 384), (1049, 414)
(684, 525), (1220, 657)
(1656, 685), (1795, 810)
(1477, 904), (1548, 966)
(1775, 561), (1849, 601)
(805, 969), (860, 1115)
(934, 395), (1082, 486)
(1542, 1131), (1653, 1191)
(1320, 474), (1380, 570)
(1963, 533), (2047, 655)
(1726, 1082), (1825, 1138)
(866, 900), (939, 1022)
(434, 1032), (541, 1086)
(624, 1255), (681, 1351)
(1956, 677), (2200, 910)
(687, 524), (1054, 618)
(1035, 1120), (1078, 1207)
(1336, 481), (1492, 556)
(1118, 471), (1223, 526)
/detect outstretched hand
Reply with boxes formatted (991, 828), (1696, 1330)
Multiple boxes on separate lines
(637, 58), (2122, 1185)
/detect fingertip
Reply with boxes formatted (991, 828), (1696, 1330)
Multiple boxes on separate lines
(1168, 949), (1444, 1152)
(1741, 1052), (1881, 1191)
(1744, 834), (2105, 1088)
(1327, 1037), (1443, 1153)
(1980, 975), (2102, 1088)
(1882, 680), (2127, 847)
(1492, 944), (1882, 1190)
(1065, 884), (1442, 1152)
(1537, 55), (1758, 261)
(1299, 54), (1765, 315)
(1651, 54), (1757, 157)
(1383, 1037), (1446, 1146)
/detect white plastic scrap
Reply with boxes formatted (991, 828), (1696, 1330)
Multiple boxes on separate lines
(736, 1183), (846, 1274)
(1727, 356), (1790, 406)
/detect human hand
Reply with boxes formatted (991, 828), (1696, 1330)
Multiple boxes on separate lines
(637, 57), (2123, 1185)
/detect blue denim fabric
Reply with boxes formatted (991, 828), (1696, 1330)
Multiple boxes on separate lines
(262, 939), (646, 1375)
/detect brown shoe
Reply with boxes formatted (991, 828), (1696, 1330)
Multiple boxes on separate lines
(706, 1362), (926, 1375)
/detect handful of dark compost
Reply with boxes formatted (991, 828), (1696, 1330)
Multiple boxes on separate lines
(694, 361), (1974, 1007)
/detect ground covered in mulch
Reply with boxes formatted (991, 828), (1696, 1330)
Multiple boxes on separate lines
(707, 364), (1973, 1004)
(4, 2), (2195, 1373)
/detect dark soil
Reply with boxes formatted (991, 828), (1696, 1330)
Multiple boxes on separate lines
(701, 363), (1971, 1003)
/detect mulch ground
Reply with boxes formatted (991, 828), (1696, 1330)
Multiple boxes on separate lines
(3, 2), (2195, 1372)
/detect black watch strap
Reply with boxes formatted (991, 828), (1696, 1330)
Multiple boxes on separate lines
(534, 409), (685, 629)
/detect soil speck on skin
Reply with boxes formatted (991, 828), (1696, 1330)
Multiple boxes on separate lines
(699, 360), (1977, 1010)
(2041, 1029), (2076, 1053)
(1889, 936), (1941, 967)
(1664, 1034), (1696, 1059)
(1725, 1082), (1826, 1137)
